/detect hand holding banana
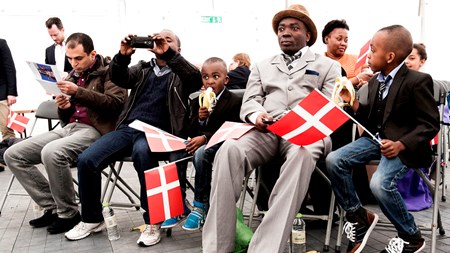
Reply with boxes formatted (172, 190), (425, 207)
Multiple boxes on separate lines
(331, 76), (356, 106)
(199, 87), (217, 112)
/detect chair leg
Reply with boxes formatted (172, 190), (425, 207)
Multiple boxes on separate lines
(248, 168), (261, 227)
(0, 175), (16, 215)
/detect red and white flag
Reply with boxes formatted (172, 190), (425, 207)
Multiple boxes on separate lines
(267, 89), (350, 146)
(129, 120), (186, 152)
(145, 162), (184, 224)
(7, 110), (30, 133)
(205, 121), (254, 149)
(354, 40), (371, 71)
(430, 132), (439, 146)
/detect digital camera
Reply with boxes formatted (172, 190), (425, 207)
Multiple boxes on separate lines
(130, 36), (154, 48)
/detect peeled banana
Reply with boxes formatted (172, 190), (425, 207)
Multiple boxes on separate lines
(331, 76), (356, 106)
(199, 87), (217, 112)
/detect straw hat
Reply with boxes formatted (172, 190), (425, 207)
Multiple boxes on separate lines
(272, 4), (317, 46)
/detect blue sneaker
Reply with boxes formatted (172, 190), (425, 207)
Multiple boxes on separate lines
(182, 200), (208, 231)
(161, 202), (191, 229)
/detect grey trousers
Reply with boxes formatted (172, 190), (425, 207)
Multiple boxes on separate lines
(4, 123), (101, 218)
(202, 129), (327, 253)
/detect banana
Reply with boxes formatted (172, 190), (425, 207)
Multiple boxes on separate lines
(331, 76), (356, 106)
(199, 87), (217, 112)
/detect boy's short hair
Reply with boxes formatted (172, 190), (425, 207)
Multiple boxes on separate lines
(45, 17), (63, 30)
(203, 57), (227, 73)
(379, 25), (412, 63)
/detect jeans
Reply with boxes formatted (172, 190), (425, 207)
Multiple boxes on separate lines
(326, 137), (419, 235)
(77, 125), (188, 224)
(192, 142), (222, 203)
(4, 123), (101, 218)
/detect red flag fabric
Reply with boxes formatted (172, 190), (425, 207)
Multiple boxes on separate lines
(354, 40), (371, 71)
(205, 121), (254, 149)
(129, 120), (186, 152)
(267, 89), (350, 146)
(145, 163), (184, 224)
(7, 111), (30, 133)
(430, 132), (439, 146)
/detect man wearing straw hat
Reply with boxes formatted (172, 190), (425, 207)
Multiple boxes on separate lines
(202, 4), (341, 253)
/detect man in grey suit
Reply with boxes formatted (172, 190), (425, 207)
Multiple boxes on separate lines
(202, 4), (341, 253)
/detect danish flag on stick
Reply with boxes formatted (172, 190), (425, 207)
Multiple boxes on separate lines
(145, 162), (185, 224)
(205, 121), (254, 149)
(129, 120), (186, 152)
(355, 40), (371, 71)
(267, 89), (350, 146)
(7, 110), (30, 133)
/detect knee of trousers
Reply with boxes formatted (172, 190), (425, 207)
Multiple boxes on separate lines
(369, 172), (387, 198)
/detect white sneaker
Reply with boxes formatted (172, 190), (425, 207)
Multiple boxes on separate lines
(65, 221), (105, 241)
(137, 224), (161, 247)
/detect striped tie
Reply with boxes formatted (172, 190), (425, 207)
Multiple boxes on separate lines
(378, 76), (391, 101)
(283, 53), (302, 70)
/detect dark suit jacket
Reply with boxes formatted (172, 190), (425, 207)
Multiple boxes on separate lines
(0, 39), (17, 100)
(357, 64), (439, 167)
(45, 44), (72, 72)
(227, 66), (250, 90)
(188, 88), (242, 140)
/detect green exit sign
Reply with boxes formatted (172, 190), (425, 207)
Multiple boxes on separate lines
(201, 16), (222, 23)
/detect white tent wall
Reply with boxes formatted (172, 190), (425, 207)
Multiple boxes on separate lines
(0, 0), (447, 112)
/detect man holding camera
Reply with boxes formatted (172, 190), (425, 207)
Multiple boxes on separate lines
(65, 30), (202, 246)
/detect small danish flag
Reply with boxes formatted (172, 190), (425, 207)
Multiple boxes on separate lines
(129, 120), (186, 152)
(7, 110), (30, 133)
(205, 121), (254, 149)
(355, 40), (371, 71)
(145, 162), (184, 224)
(267, 89), (350, 146)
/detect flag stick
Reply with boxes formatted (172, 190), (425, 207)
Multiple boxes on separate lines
(315, 88), (382, 145)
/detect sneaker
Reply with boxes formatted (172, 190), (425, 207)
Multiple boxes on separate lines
(47, 212), (81, 234)
(29, 209), (57, 228)
(182, 200), (208, 231)
(344, 208), (379, 253)
(161, 215), (188, 229)
(65, 221), (105, 241)
(161, 204), (191, 229)
(137, 224), (161, 247)
(381, 236), (425, 253)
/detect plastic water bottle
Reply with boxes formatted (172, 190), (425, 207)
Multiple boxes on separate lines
(102, 202), (120, 241)
(291, 213), (306, 253)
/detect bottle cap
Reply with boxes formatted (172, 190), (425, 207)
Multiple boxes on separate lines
(296, 213), (302, 218)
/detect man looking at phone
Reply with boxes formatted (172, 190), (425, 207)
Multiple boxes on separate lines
(65, 30), (202, 246)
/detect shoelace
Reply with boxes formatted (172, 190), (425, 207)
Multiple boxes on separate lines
(385, 237), (408, 253)
(73, 222), (87, 231)
(343, 221), (357, 242)
(143, 225), (158, 235)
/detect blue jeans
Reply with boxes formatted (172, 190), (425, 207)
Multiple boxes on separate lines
(192, 143), (222, 203)
(326, 137), (419, 235)
(77, 125), (188, 224)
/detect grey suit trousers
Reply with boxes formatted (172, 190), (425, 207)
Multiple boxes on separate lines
(4, 123), (101, 218)
(202, 129), (325, 253)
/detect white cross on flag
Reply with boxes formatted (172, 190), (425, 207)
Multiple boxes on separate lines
(145, 162), (184, 224)
(267, 89), (350, 146)
(7, 110), (30, 133)
(129, 120), (186, 152)
(205, 121), (254, 149)
(354, 39), (371, 71)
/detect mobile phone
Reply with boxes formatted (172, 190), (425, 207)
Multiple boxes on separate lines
(263, 118), (276, 125)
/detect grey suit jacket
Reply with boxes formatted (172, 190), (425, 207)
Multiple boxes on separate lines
(240, 48), (341, 152)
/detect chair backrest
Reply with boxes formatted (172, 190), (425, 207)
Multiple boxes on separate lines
(35, 100), (59, 120)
